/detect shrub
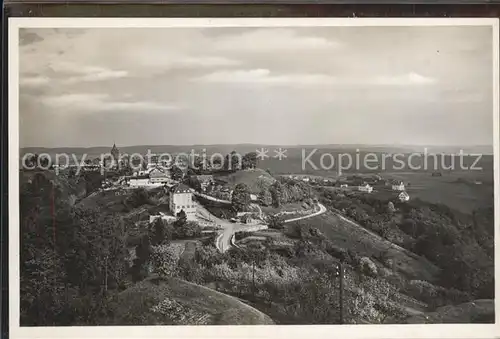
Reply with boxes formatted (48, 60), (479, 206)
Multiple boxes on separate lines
(150, 245), (180, 277)
(268, 214), (285, 230)
(357, 257), (378, 277)
(171, 221), (202, 240)
(126, 188), (150, 208)
(325, 244), (351, 263)
(195, 245), (224, 269)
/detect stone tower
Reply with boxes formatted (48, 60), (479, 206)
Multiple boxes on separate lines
(111, 143), (120, 162)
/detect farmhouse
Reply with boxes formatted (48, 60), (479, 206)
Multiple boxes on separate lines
(392, 181), (405, 191)
(128, 176), (150, 188)
(169, 183), (197, 220)
(127, 174), (164, 188)
(358, 183), (373, 193)
(149, 167), (172, 184)
(398, 191), (410, 202)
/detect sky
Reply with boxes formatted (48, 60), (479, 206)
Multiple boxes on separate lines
(18, 25), (494, 148)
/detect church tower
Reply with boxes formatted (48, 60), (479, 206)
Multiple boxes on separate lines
(111, 143), (120, 165)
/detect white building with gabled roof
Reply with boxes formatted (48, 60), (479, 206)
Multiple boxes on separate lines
(392, 181), (405, 191)
(398, 191), (410, 202)
(358, 183), (373, 193)
(169, 183), (196, 220)
(149, 167), (172, 184)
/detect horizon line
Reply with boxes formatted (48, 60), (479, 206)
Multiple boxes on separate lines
(20, 142), (495, 150)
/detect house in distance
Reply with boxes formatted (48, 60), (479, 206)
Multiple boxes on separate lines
(392, 180), (405, 191)
(398, 191), (410, 202)
(358, 183), (373, 193)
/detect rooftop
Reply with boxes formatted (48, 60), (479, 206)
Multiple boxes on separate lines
(171, 183), (192, 194)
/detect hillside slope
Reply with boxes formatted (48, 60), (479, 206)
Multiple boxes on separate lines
(215, 168), (276, 194)
(107, 276), (275, 325)
(404, 299), (494, 324)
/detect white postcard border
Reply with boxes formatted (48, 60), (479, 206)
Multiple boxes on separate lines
(8, 17), (500, 339)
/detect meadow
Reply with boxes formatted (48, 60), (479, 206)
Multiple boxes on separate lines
(380, 170), (494, 213)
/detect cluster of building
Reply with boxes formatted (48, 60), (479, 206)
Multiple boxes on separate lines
(340, 177), (409, 202)
(188, 174), (233, 200)
(127, 167), (176, 188)
(285, 175), (335, 186)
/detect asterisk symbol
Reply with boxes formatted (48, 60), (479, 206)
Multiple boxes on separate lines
(256, 148), (269, 160)
(274, 148), (288, 160)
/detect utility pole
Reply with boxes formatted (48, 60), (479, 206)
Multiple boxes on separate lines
(104, 254), (108, 294)
(338, 262), (344, 324)
(252, 258), (255, 299)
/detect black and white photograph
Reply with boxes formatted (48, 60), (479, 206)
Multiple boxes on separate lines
(8, 17), (500, 339)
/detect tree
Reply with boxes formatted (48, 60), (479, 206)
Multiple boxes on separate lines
(173, 221), (202, 239)
(20, 173), (130, 326)
(387, 202), (396, 213)
(242, 152), (258, 170)
(151, 219), (167, 245)
(270, 181), (283, 208)
(82, 172), (104, 195)
(224, 151), (242, 172)
(131, 235), (152, 282)
(268, 214), (285, 230)
(231, 183), (251, 212)
(126, 188), (150, 208)
(150, 245), (179, 277)
(20, 174), (72, 325)
(175, 210), (187, 228)
(171, 165), (184, 181)
(59, 208), (129, 293)
(186, 175), (202, 191)
(258, 188), (272, 206)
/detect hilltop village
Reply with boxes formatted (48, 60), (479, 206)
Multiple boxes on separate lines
(20, 143), (494, 326)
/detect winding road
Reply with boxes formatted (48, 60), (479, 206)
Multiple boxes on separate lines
(283, 203), (327, 224)
(195, 200), (327, 253)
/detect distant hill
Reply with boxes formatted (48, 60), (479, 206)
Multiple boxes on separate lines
(20, 143), (494, 158)
(20, 144), (494, 177)
(106, 276), (274, 325)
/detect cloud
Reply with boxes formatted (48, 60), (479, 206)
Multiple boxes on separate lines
(65, 70), (129, 83)
(40, 93), (184, 112)
(192, 69), (436, 87)
(45, 61), (130, 83)
(373, 72), (436, 85)
(20, 76), (50, 87)
(131, 51), (241, 72)
(19, 31), (44, 46)
(213, 29), (340, 52)
(192, 69), (335, 85)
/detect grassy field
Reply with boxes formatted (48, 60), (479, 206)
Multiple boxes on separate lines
(261, 202), (310, 215)
(76, 188), (129, 209)
(380, 171), (494, 213)
(214, 168), (275, 194)
(107, 276), (274, 325)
